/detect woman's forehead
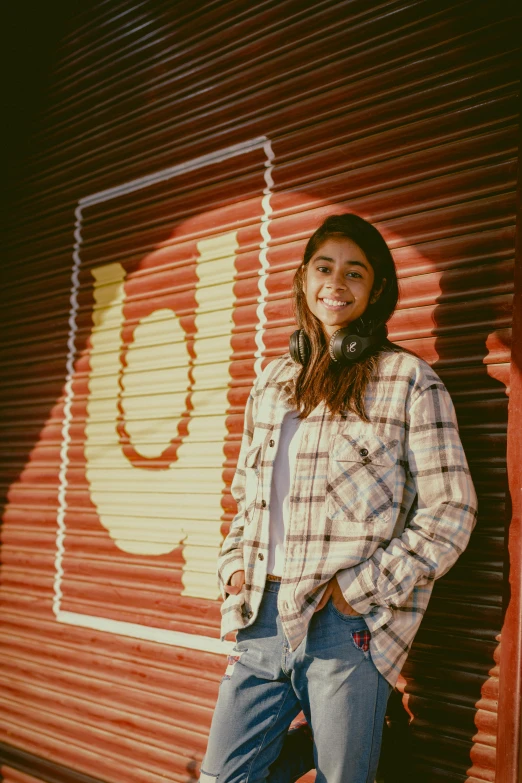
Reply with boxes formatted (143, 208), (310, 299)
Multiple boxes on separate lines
(311, 237), (370, 266)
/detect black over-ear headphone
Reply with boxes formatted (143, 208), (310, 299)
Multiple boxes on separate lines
(289, 319), (387, 366)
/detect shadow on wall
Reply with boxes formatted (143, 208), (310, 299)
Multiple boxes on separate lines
(185, 757), (199, 782)
(380, 234), (511, 781)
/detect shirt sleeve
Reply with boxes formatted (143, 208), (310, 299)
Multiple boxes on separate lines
(336, 378), (478, 614)
(216, 377), (257, 598)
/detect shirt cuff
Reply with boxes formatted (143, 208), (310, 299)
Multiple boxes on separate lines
(218, 555), (245, 599)
(336, 562), (378, 615)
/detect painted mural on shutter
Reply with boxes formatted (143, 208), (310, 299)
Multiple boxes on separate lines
(1, 1), (520, 782)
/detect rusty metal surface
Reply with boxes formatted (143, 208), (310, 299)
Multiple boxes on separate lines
(1, 1), (521, 781)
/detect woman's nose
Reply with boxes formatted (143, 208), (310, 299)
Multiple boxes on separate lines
(329, 271), (347, 290)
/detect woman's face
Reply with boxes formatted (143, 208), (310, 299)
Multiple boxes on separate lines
(304, 237), (379, 338)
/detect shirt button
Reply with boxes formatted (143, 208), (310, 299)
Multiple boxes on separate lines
(269, 439), (275, 447)
(261, 499), (267, 508)
(246, 611), (253, 619)
(359, 448), (369, 457)
(258, 553), (264, 560)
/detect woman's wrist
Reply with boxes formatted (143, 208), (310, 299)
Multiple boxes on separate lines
(333, 574), (361, 615)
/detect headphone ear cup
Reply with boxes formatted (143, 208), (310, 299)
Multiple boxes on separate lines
(329, 329), (377, 363)
(298, 331), (311, 365)
(289, 330), (311, 365)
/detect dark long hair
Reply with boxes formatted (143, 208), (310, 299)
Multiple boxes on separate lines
(290, 214), (400, 421)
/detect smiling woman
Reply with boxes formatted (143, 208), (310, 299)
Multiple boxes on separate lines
(200, 214), (478, 783)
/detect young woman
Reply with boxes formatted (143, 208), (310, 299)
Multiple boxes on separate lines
(199, 214), (477, 783)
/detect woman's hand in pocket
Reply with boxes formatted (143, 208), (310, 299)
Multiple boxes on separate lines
(315, 574), (360, 615)
(224, 570), (245, 595)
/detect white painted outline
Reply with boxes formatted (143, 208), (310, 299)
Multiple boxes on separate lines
(59, 611), (234, 654)
(254, 140), (274, 377)
(55, 136), (273, 655)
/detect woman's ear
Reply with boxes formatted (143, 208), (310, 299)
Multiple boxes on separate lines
(370, 278), (386, 304)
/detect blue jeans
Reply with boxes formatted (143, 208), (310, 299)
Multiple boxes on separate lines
(200, 580), (391, 783)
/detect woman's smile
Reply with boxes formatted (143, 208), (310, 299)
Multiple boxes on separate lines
(320, 297), (352, 310)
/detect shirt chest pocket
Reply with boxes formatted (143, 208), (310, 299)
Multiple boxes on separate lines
(244, 443), (262, 519)
(327, 433), (400, 526)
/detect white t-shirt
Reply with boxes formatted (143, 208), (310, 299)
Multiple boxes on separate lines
(267, 410), (303, 576)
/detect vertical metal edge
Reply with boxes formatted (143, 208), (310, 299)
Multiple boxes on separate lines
(496, 47), (522, 783)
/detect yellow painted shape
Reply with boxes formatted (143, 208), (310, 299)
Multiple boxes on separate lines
(121, 309), (188, 458)
(84, 233), (238, 599)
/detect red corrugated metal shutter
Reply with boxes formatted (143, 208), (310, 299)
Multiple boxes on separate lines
(1, 1), (520, 782)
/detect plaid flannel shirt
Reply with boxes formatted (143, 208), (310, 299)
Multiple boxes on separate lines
(218, 350), (477, 686)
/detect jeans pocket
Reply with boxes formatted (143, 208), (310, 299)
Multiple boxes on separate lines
(328, 598), (365, 624)
(327, 601), (372, 659)
(220, 649), (246, 684)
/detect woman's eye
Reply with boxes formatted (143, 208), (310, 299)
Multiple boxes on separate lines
(347, 271), (362, 278)
(317, 266), (330, 273)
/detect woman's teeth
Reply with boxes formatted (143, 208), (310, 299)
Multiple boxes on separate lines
(322, 298), (348, 309)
